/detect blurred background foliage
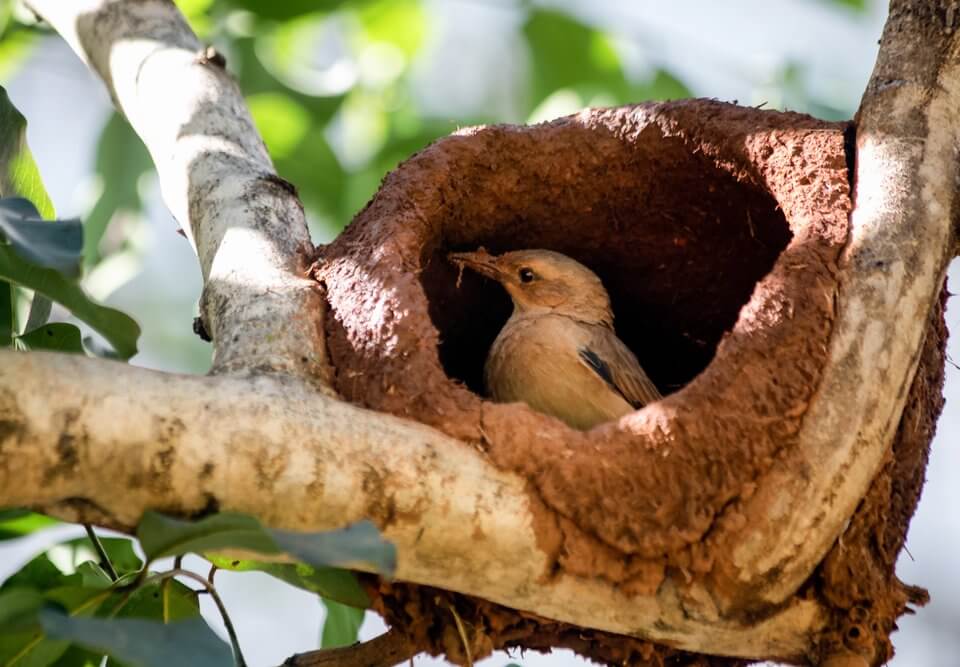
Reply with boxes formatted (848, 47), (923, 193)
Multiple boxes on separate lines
(0, 0), (870, 373)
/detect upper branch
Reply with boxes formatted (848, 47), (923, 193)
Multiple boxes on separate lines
(27, 0), (331, 383)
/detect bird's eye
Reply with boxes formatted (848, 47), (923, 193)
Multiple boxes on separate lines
(518, 267), (535, 283)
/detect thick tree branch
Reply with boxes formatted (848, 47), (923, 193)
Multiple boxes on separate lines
(717, 0), (960, 607)
(27, 0), (329, 382)
(0, 350), (824, 659)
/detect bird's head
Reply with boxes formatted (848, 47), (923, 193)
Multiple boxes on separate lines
(449, 248), (614, 326)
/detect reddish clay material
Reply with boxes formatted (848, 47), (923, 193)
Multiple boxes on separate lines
(316, 99), (944, 664)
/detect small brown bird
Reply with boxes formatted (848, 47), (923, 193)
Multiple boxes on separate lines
(450, 248), (661, 430)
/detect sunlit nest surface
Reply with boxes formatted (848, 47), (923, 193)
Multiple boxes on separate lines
(317, 100), (948, 665)
(320, 99), (852, 563)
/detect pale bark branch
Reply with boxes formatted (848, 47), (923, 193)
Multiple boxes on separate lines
(0, 350), (824, 659)
(725, 0), (959, 606)
(27, 0), (329, 382)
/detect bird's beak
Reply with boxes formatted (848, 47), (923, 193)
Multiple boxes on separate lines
(448, 249), (503, 282)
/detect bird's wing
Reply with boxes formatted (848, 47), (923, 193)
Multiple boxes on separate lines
(578, 328), (662, 408)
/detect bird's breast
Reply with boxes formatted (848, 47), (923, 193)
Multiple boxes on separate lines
(484, 315), (634, 430)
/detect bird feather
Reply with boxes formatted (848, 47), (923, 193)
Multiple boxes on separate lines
(578, 328), (662, 408)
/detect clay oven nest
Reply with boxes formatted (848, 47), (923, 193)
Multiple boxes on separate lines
(320, 97), (848, 562)
(317, 99), (944, 662)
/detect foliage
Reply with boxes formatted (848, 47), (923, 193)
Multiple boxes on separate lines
(0, 89), (140, 359)
(0, 511), (394, 666)
(320, 598), (365, 648)
(137, 511), (395, 575)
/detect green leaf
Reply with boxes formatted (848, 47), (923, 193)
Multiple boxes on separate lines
(0, 534), (194, 666)
(824, 0), (866, 10)
(16, 323), (84, 354)
(0, 631), (70, 667)
(273, 521), (396, 576)
(13, 536), (138, 588)
(0, 246), (140, 359)
(0, 198), (82, 276)
(45, 586), (114, 616)
(1, 550), (64, 591)
(0, 589), (44, 632)
(0, 29), (36, 83)
(23, 293), (51, 332)
(523, 9), (629, 110)
(359, 0), (426, 57)
(2, 539), (121, 598)
(99, 581), (200, 667)
(0, 540), (121, 667)
(248, 92), (311, 159)
(52, 534), (138, 583)
(50, 645), (105, 667)
(39, 609), (234, 667)
(139, 512), (395, 574)
(84, 113), (153, 268)
(320, 598), (364, 648)
(136, 512), (278, 561)
(72, 562), (113, 590)
(227, 0), (348, 21)
(0, 87), (54, 219)
(0, 586), (113, 666)
(0, 511), (57, 541)
(79, 537), (142, 576)
(111, 580), (199, 623)
(206, 556), (369, 608)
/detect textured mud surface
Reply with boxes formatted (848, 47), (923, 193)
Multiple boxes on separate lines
(316, 100), (944, 664)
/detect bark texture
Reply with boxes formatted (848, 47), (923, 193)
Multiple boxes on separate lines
(3, 0), (956, 664)
(27, 0), (330, 382)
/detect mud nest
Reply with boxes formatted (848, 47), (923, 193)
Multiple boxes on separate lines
(317, 100), (945, 665)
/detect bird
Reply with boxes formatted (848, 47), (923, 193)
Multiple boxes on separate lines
(449, 248), (661, 430)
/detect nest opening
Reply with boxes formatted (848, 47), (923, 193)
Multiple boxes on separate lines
(418, 137), (793, 397)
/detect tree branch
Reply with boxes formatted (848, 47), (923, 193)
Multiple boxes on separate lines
(717, 0), (960, 607)
(0, 349), (824, 659)
(26, 0), (330, 382)
(280, 629), (417, 667)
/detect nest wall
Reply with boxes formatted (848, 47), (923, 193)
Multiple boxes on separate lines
(316, 99), (945, 664)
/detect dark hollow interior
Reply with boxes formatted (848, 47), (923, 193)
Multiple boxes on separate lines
(419, 129), (793, 398)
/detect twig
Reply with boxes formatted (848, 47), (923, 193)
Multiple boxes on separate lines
(447, 602), (473, 667)
(280, 628), (417, 667)
(84, 524), (119, 581)
(161, 577), (172, 623)
(146, 568), (247, 667)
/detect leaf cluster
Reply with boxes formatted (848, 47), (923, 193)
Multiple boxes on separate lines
(0, 510), (394, 666)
